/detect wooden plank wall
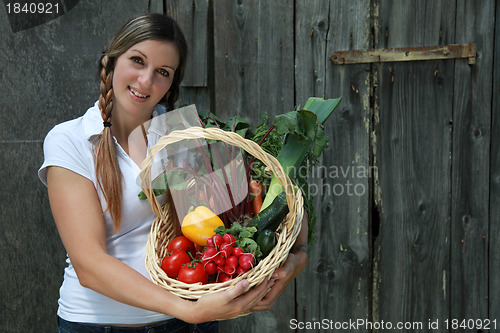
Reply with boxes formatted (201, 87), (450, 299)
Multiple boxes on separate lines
(210, 1), (295, 331)
(450, 0), (494, 326)
(294, 0), (371, 328)
(490, 0), (500, 325)
(373, 0), (455, 327)
(0, 1), (154, 332)
(165, 0), (212, 113)
(170, 1), (498, 332)
(1, 0), (498, 332)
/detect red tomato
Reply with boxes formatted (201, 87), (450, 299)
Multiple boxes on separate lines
(161, 250), (191, 278)
(178, 262), (207, 284)
(167, 236), (196, 258)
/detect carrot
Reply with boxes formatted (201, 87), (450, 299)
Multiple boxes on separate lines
(249, 180), (263, 216)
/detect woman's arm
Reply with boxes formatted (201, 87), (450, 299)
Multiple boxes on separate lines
(250, 210), (309, 311)
(47, 166), (272, 323)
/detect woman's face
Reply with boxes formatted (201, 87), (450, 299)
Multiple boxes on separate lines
(112, 39), (180, 122)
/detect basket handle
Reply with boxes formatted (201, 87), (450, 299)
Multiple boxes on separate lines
(139, 126), (298, 230)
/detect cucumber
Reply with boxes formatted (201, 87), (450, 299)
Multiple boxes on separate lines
(256, 229), (276, 257)
(247, 191), (289, 237)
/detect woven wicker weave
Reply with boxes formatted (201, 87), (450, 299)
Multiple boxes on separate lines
(141, 127), (303, 300)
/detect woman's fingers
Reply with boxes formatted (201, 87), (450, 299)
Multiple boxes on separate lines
(226, 279), (275, 315)
(224, 279), (250, 300)
(195, 279), (274, 321)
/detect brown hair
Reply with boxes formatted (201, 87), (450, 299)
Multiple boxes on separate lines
(94, 13), (188, 232)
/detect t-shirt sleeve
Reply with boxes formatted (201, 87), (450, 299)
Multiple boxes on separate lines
(38, 125), (94, 186)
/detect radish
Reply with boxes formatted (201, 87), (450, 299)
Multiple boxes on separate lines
(236, 266), (245, 276)
(213, 255), (226, 267)
(204, 261), (217, 275)
(238, 253), (255, 271)
(217, 273), (232, 283)
(202, 247), (218, 262)
(222, 233), (236, 246)
(226, 255), (238, 268)
(220, 243), (233, 258)
(232, 247), (243, 258)
(212, 234), (223, 247)
(206, 238), (214, 247)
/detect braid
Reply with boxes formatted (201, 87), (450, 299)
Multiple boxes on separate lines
(99, 56), (114, 120)
(94, 54), (123, 232)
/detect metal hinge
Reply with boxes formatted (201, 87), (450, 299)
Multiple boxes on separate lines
(331, 43), (476, 65)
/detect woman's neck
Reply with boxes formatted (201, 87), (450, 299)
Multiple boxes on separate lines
(110, 108), (152, 167)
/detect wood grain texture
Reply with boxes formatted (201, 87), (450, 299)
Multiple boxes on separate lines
(450, 0), (494, 323)
(0, 144), (66, 332)
(373, 0), (455, 329)
(215, 1), (295, 331)
(148, 0), (164, 14)
(0, 1), (150, 331)
(294, 0), (330, 101)
(165, 0), (209, 87)
(294, 0), (371, 329)
(2, 0), (498, 331)
(489, 0), (500, 323)
(212, 0), (294, 122)
(178, 87), (211, 114)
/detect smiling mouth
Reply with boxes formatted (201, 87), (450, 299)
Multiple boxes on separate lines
(129, 87), (149, 98)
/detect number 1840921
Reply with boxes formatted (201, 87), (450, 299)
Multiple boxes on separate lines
(5, 2), (59, 14)
(444, 319), (496, 330)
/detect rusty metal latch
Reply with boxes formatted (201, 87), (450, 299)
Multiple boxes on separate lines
(331, 43), (476, 65)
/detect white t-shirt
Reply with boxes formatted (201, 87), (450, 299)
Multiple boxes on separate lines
(38, 101), (173, 325)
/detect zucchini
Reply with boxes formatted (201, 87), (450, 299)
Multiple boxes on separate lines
(256, 229), (276, 257)
(247, 191), (288, 237)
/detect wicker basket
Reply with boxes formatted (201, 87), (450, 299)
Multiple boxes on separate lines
(140, 127), (303, 300)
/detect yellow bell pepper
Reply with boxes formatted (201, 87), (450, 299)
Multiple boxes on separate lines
(181, 206), (224, 246)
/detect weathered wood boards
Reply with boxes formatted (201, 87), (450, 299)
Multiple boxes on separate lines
(2, 0), (498, 331)
(212, 1), (295, 331)
(295, 0), (371, 331)
(0, 1), (151, 331)
(451, 0), (494, 325)
(373, 0), (455, 329)
(166, 0), (211, 113)
(489, 0), (500, 324)
(212, 0), (294, 122)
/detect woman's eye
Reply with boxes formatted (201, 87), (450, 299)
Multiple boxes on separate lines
(131, 56), (143, 64)
(158, 69), (170, 77)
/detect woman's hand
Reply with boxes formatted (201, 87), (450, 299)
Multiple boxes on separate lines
(188, 279), (275, 323)
(250, 211), (309, 311)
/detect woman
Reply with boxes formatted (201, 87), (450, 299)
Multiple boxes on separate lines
(39, 13), (307, 332)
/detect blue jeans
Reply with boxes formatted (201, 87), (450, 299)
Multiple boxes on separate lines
(57, 316), (219, 333)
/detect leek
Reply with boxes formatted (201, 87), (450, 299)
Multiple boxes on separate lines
(259, 97), (342, 211)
